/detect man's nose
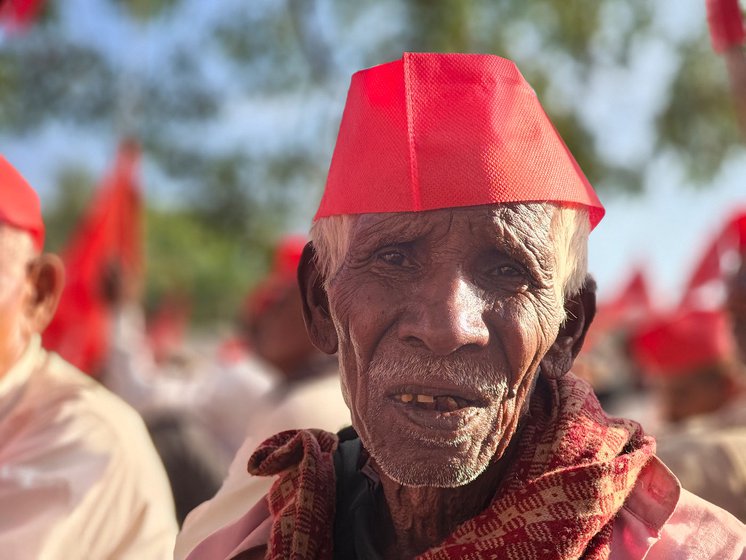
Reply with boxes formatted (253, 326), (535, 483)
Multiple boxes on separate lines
(397, 270), (490, 356)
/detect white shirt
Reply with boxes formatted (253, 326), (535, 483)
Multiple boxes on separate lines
(0, 335), (178, 559)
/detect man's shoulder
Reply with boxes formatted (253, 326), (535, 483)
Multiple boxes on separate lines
(8, 350), (156, 463)
(648, 489), (746, 559)
(613, 455), (746, 559)
(43, 351), (147, 423)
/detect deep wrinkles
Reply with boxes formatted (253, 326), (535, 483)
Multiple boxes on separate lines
(488, 204), (556, 291)
(361, 351), (510, 488)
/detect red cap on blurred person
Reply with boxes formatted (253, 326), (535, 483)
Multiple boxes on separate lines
(631, 308), (735, 376)
(0, 155), (45, 250)
(243, 235), (307, 320)
(316, 52), (605, 229)
(269, 234), (307, 279)
(681, 209), (746, 309)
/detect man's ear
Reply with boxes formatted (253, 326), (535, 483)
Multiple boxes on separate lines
(540, 275), (597, 380)
(297, 242), (338, 354)
(26, 253), (65, 334)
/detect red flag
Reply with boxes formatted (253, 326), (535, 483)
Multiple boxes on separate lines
(43, 140), (143, 376)
(630, 308), (735, 376)
(681, 209), (746, 310)
(583, 267), (655, 352)
(0, 0), (45, 31)
(603, 268), (653, 321)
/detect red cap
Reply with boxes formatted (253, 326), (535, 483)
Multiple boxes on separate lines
(243, 235), (307, 320)
(631, 309), (734, 376)
(316, 53), (605, 229)
(269, 234), (307, 279)
(0, 155), (44, 250)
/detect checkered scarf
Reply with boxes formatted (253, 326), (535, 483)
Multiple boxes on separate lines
(247, 374), (654, 560)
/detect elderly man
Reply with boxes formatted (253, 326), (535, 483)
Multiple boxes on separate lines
(185, 53), (745, 559)
(0, 156), (177, 558)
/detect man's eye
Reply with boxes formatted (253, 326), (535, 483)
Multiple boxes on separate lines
(378, 251), (407, 266)
(483, 261), (532, 290)
(495, 264), (523, 277)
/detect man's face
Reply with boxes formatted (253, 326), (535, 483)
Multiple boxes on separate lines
(251, 283), (317, 377)
(324, 204), (567, 487)
(0, 228), (34, 376)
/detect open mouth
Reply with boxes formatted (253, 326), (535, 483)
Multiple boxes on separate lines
(384, 386), (487, 433)
(391, 392), (473, 412)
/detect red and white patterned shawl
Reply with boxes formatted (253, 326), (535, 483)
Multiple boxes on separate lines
(247, 373), (655, 560)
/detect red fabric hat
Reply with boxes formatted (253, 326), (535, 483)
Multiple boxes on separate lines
(631, 309), (734, 377)
(584, 267), (654, 352)
(270, 234), (307, 279)
(0, 155), (44, 249)
(316, 52), (605, 229)
(243, 235), (307, 320)
(681, 209), (746, 309)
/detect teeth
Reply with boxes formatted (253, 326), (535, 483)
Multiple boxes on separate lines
(394, 393), (467, 411)
(437, 396), (459, 412)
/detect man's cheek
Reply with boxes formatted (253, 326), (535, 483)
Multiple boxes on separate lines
(339, 356), (368, 426)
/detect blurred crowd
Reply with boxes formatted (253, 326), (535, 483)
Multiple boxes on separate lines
(1, 0), (745, 558)
(574, 211), (746, 521)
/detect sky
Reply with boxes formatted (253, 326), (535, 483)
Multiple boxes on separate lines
(2, 0), (745, 308)
(588, 151), (745, 307)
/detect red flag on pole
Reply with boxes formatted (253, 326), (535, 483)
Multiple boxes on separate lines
(680, 210), (746, 310)
(43, 140), (143, 376)
(630, 308), (735, 376)
(0, 0), (46, 31)
(583, 267), (655, 352)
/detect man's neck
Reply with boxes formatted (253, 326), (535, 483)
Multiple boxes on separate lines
(372, 444), (517, 560)
(0, 335), (35, 388)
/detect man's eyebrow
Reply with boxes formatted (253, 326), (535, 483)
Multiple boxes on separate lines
(486, 208), (554, 280)
(351, 216), (431, 250)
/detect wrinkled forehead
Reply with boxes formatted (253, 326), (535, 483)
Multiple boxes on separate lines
(349, 203), (556, 250)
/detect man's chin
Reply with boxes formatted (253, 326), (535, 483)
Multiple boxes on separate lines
(372, 449), (486, 488)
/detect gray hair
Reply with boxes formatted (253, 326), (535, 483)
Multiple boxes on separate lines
(310, 203), (590, 302)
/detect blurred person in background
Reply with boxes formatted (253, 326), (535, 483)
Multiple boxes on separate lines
(175, 234), (349, 559)
(181, 53), (745, 560)
(707, 0), (746, 135)
(633, 308), (746, 522)
(239, 235), (333, 383)
(102, 253), (279, 525)
(0, 155), (177, 559)
(573, 269), (662, 430)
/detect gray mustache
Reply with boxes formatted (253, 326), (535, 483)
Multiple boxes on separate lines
(367, 353), (508, 398)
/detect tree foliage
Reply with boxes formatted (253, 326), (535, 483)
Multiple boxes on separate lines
(0, 0), (741, 323)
